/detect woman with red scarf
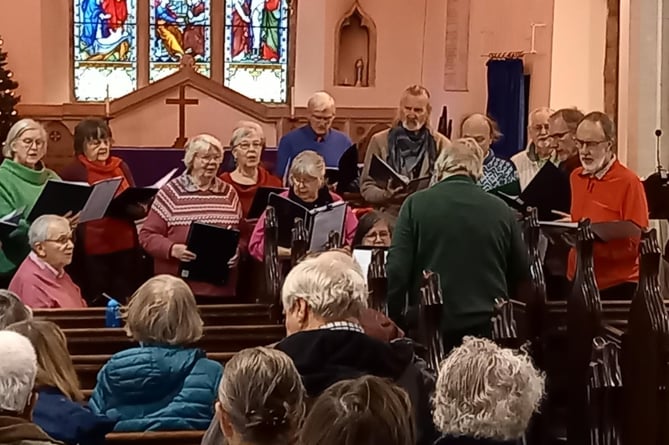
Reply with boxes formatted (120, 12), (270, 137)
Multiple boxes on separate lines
(60, 118), (146, 305)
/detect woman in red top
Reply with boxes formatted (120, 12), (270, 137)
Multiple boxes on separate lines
(220, 121), (282, 219)
(60, 118), (146, 305)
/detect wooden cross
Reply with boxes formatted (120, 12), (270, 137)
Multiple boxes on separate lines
(165, 85), (199, 148)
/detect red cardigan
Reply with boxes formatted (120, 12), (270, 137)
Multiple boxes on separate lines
(220, 167), (282, 218)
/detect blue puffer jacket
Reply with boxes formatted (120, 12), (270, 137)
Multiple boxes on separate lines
(89, 345), (223, 432)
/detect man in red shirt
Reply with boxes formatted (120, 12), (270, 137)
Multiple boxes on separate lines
(567, 112), (649, 300)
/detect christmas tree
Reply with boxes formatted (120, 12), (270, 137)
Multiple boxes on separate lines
(0, 36), (19, 151)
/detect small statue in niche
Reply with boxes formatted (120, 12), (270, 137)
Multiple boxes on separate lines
(354, 58), (365, 87)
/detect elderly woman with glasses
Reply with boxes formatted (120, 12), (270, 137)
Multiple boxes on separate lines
(139, 134), (243, 298)
(248, 150), (358, 261)
(8, 215), (86, 309)
(59, 118), (145, 305)
(0, 119), (61, 285)
(220, 121), (282, 219)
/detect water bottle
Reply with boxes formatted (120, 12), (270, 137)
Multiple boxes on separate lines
(104, 295), (122, 328)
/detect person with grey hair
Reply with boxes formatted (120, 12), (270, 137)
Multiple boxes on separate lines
(8, 215), (86, 309)
(248, 150), (358, 261)
(0, 289), (31, 329)
(387, 138), (529, 351)
(0, 119), (61, 286)
(220, 121), (282, 218)
(511, 107), (555, 189)
(432, 337), (544, 445)
(547, 108), (585, 175)
(139, 134), (243, 298)
(0, 330), (61, 445)
(274, 91), (352, 178)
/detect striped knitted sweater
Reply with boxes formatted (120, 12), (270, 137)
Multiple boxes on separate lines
(139, 174), (242, 297)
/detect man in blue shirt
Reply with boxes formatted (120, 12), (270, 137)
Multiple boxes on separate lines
(275, 91), (353, 179)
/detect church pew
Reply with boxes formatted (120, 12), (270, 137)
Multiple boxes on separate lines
(33, 304), (273, 329)
(64, 325), (285, 356)
(105, 431), (204, 445)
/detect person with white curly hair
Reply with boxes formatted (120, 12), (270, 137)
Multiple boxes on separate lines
(432, 337), (545, 445)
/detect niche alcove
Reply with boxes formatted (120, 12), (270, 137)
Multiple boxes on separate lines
(334, 3), (377, 87)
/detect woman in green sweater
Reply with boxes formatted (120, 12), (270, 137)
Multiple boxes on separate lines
(0, 119), (60, 286)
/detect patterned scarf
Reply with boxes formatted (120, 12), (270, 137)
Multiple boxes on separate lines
(387, 125), (437, 178)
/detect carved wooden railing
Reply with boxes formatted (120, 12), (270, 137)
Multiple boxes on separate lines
(525, 208), (547, 351)
(417, 271), (445, 372)
(290, 217), (308, 267)
(367, 248), (387, 315)
(491, 298), (519, 348)
(587, 331), (623, 445)
(263, 206), (283, 323)
(621, 229), (669, 445)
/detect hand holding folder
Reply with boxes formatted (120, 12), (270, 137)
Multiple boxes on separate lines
(369, 155), (431, 194)
(106, 168), (178, 219)
(178, 222), (240, 285)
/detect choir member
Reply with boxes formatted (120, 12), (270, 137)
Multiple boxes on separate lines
(0, 119), (60, 286)
(275, 91), (352, 179)
(567, 112), (649, 300)
(59, 118), (145, 305)
(352, 210), (393, 247)
(9, 215), (87, 309)
(511, 107), (554, 189)
(211, 347), (306, 445)
(432, 337), (544, 445)
(360, 85), (450, 216)
(386, 138), (529, 351)
(248, 150), (358, 261)
(0, 331), (62, 445)
(90, 275), (223, 431)
(299, 375), (416, 445)
(548, 108), (584, 175)
(0, 289), (31, 329)
(8, 320), (116, 445)
(139, 134), (242, 298)
(220, 121), (282, 218)
(460, 114), (520, 194)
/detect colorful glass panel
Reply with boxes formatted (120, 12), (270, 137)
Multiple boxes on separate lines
(73, 0), (138, 101)
(224, 0), (289, 103)
(150, 0), (212, 82)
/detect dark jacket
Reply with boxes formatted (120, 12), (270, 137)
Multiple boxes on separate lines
(33, 387), (116, 445)
(434, 436), (520, 445)
(0, 416), (61, 445)
(387, 175), (529, 332)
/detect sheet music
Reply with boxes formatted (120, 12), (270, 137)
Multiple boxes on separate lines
(353, 248), (388, 281)
(539, 221), (577, 229)
(309, 201), (347, 252)
(80, 177), (122, 223)
(151, 168), (178, 189)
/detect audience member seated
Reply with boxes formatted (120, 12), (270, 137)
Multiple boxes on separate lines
(0, 119), (61, 287)
(8, 320), (116, 445)
(248, 150), (358, 261)
(460, 114), (519, 194)
(89, 275), (223, 431)
(352, 210), (393, 247)
(60, 118), (146, 305)
(299, 375), (415, 445)
(275, 251), (436, 445)
(360, 85), (450, 216)
(275, 91), (352, 179)
(139, 135), (243, 298)
(431, 337), (545, 445)
(0, 289), (31, 329)
(387, 138), (529, 351)
(0, 331), (61, 445)
(220, 121), (282, 219)
(202, 347), (306, 445)
(9, 215), (87, 309)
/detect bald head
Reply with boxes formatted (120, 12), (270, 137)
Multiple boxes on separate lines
(460, 113), (499, 153)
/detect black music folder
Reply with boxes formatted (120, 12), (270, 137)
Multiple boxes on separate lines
(246, 186), (287, 220)
(0, 208), (22, 239)
(540, 220), (643, 244)
(369, 155), (431, 194)
(106, 168), (178, 217)
(268, 193), (347, 251)
(179, 222), (240, 285)
(28, 177), (122, 223)
(643, 170), (669, 219)
(495, 162), (570, 221)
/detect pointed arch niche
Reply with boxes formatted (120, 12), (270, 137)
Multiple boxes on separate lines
(334, 3), (377, 87)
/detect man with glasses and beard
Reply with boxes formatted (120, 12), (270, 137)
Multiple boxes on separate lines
(566, 112), (649, 300)
(547, 108), (584, 175)
(360, 85), (450, 216)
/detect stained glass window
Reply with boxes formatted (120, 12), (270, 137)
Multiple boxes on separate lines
(150, 0), (212, 82)
(224, 0), (290, 103)
(73, 0), (138, 101)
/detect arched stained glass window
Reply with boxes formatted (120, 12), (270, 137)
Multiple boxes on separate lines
(224, 0), (290, 103)
(149, 0), (212, 82)
(73, 0), (138, 101)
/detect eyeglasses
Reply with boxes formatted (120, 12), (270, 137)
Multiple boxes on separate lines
(532, 124), (550, 133)
(43, 234), (74, 245)
(20, 138), (45, 148)
(196, 154), (223, 163)
(88, 138), (113, 148)
(310, 114), (334, 123)
(575, 139), (609, 150)
(364, 230), (390, 241)
(235, 141), (263, 150)
(547, 131), (570, 141)
(291, 175), (319, 186)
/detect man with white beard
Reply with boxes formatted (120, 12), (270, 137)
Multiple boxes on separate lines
(566, 111), (649, 300)
(360, 85), (450, 216)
